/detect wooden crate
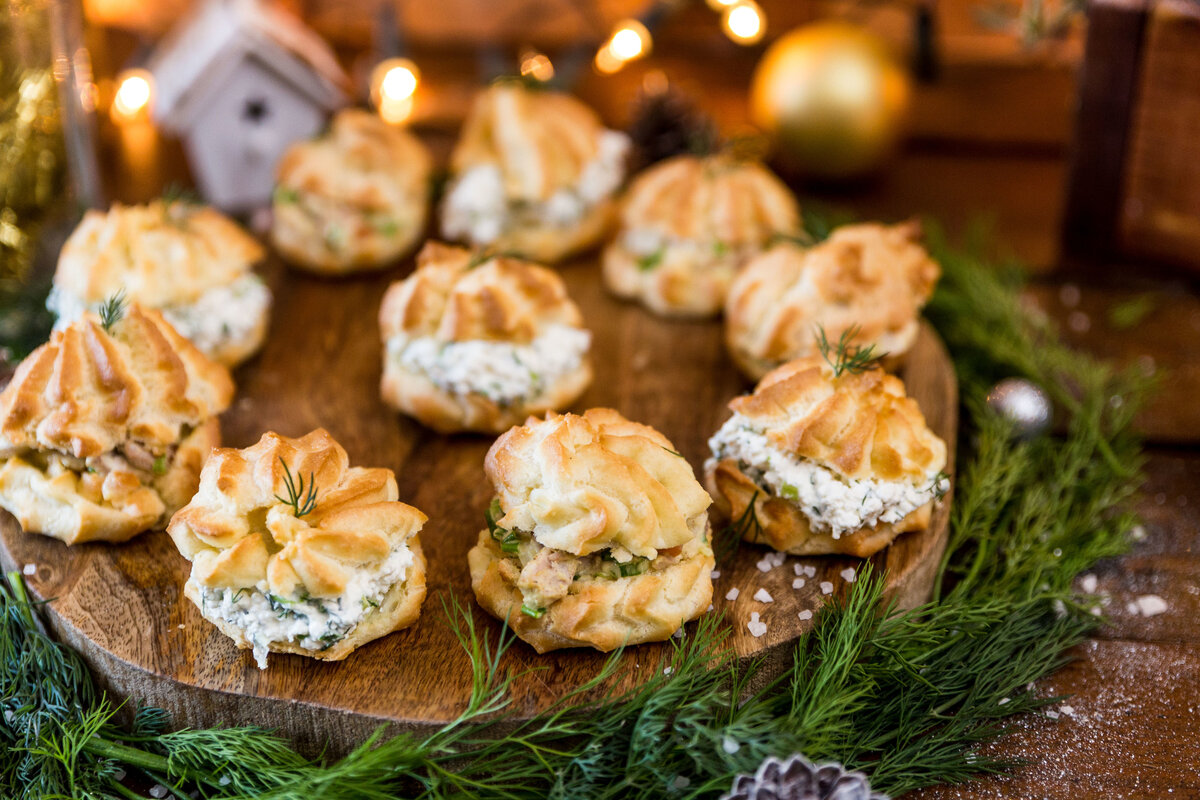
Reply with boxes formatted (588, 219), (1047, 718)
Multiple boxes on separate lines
(1064, 0), (1200, 272)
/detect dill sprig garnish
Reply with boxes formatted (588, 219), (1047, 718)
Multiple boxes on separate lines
(98, 290), (126, 332)
(816, 323), (885, 377)
(274, 457), (317, 517)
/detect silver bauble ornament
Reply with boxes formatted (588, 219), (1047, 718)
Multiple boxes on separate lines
(720, 753), (888, 800)
(986, 378), (1052, 439)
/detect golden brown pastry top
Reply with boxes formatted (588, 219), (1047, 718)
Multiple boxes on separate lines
(378, 241), (585, 344)
(726, 221), (939, 365)
(168, 429), (426, 600)
(451, 82), (617, 203)
(727, 356), (945, 483)
(485, 408), (711, 557)
(275, 109), (432, 212)
(618, 154), (800, 245)
(0, 305), (234, 459)
(54, 200), (265, 307)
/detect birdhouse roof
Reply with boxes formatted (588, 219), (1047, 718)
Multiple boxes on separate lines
(148, 0), (349, 129)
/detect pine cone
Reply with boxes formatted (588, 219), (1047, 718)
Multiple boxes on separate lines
(626, 89), (717, 170)
(720, 754), (888, 800)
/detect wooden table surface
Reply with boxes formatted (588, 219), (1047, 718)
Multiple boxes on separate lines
(80, 57), (1200, 797)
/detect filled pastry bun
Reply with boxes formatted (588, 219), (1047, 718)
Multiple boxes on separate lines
(603, 153), (801, 317)
(48, 199), (270, 368)
(167, 429), (427, 668)
(379, 241), (593, 434)
(468, 408), (714, 653)
(0, 305), (234, 545)
(704, 356), (948, 558)
(271, 109), (433, 274)
(440, 81), (630, 264)
(725, 221), (939, 380)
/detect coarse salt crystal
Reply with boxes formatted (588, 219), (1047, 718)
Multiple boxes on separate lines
(664, 666), (674, 675)
(672, 628), (683, 639)
(840, 568), (856, 583)
(1060, 704), (1074, 716)
(755, 558), (773, 573)
(770, 551), (785, 566)
(797, 610), (813, 621)
(673, 776), (690, 789)
(747, 619), (768, 638)
(1126, 601), (1140, 615)
(820, 581), (834, 595)
(998, 698), (1010, 706)
(150, 786), (167, 799)
(792, 577), (806, 589)
(803, 565), (817, 578)
(1080, 573), (1098, 594)
(1046, 710), (1060, 719)
(722, 736), (740, 754)
(1136, 594), (1168, 617)
(753, 588), (774, 603)
(725, 588), (739, 601)
(750, 611), (760, 621)
(218, 776), (231, 786)
(21, 563), (35, 576)
(1130, 525), (1147, 541)
(710, 570), (721, 580)
(793, 563), (803, 576)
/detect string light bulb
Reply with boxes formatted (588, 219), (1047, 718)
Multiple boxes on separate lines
(111, 68), (153, 122)
(519, 49), (555, 83)
(370, 57), (420, 124)
(595, 19), (652, 74)
(723, 0), (766, 45)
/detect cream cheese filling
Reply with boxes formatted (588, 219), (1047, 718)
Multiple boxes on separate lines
(442, 130), (630, 246)
(47, 273), (270, 359)
(386, 324), (590, 406)
(199, 543), (414, 669)
(707, 413), (946, 539)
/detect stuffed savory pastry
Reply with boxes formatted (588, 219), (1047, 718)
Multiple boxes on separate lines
(167, 429), (427, 668)
(725, 221), (939, 380)
(48, 199), (270, 368)
(441, 81), (630, 264)
(0, 305), (233, 544)
(271, 109), (433, 274)
(705, 356), (948, 558)
(379, 241), (593, 433)
(603, 153), (801, 317)
(468, 408), (714, 653)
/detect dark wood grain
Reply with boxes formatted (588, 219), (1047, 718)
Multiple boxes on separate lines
(0, 254), (956, 756)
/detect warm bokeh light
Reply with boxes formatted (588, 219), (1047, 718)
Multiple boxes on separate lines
(111, 68), (152, 121)
(723, 0), (765, 45)
(370, 58), (420, 124)
(520, 50), (555, 83)
(595, 19), (652, 75)
(705, 0), (738, 8)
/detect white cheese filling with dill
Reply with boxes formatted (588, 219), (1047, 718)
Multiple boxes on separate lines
(707, 413), (946, 539)
(200, 543), (414, 669)
(47, 273), (270, 359)
(442, 130), (629, 246)
(387, 324), (590, 406)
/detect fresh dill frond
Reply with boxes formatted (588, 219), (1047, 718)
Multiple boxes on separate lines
(98, 290), (127, 332)
(274, 457), (317, 517)
(714, 489), (763, 562)
(816, 323), (885, 377)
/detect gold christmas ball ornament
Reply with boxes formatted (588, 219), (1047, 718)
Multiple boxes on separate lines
(750, 22), (911, 179)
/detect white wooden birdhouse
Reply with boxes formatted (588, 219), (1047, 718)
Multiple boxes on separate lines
(148, 0), (349, 212)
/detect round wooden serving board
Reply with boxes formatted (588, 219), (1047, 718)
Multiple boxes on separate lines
(0, 255), (956, 755)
